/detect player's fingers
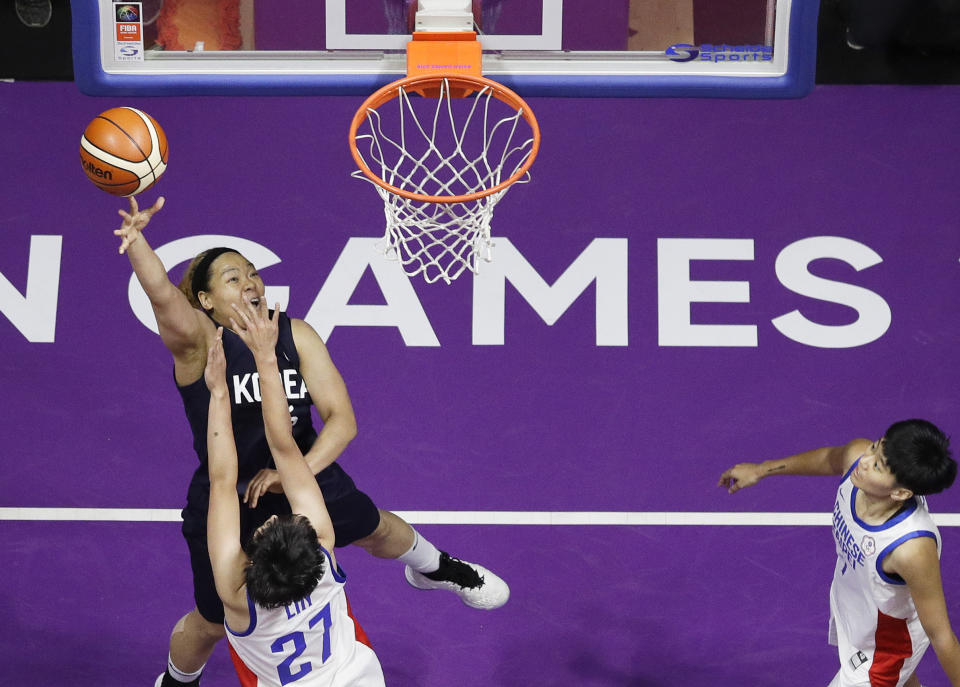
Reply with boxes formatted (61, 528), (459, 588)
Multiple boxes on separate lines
(128, 196), (139, 214)
(152, 196), (165, 213)
(229, 316), (250, 334)
(244, 480), (257, 506)
(232, 303), (252, 322)
(249, 484), (264, 509)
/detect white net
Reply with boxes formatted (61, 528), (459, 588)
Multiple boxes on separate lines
(351, 77), (538, 284)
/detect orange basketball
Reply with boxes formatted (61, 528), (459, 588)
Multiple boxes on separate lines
(80, 107), (169, 196)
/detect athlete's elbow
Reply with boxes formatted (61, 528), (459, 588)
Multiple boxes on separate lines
(332, 413), (357, 444)
(344, 418), (358, 444)
(929, 627), (960, 656)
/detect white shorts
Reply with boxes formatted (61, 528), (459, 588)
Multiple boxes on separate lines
(827, 595), (928, 687)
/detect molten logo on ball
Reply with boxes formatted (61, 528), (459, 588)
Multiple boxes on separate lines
(80, 107), (168, 197)
(81, 159), (113, 180)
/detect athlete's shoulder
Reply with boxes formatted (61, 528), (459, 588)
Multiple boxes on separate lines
(884, 532), (940, 579)
(289, 317), (327, 346)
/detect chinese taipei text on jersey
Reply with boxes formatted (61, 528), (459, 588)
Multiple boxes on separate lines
(829, 458), (942, 687)
(226, 548), (384, 687)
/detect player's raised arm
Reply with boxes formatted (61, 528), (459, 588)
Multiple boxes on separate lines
(718, 439), (869, 494)
(230, 302), (336, 555)
(114, 196), (208, 360)
(203, 329), (248, 614)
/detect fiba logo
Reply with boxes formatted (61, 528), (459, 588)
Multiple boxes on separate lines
(666, 44), (700, 62)
(116, 4), (140, 22)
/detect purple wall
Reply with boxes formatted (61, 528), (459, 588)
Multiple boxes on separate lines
(4, 84), (960, 515)
(2, 82), (959, 685)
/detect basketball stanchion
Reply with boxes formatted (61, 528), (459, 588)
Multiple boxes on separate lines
(348, 30), (540, 285)
(80, 107), (169, 196)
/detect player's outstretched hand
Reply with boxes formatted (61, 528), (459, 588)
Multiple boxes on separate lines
(204, 327), (227, 394)
(244, 468), (283, 508)
(718, 463), (765, 494)
(115, 195), (165, 254)
(230, 300), (280, 358)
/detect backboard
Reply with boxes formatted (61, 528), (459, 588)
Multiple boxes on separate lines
(73, 0), (818, 97)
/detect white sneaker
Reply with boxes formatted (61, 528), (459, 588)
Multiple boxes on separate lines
(404, 552), (510, 610)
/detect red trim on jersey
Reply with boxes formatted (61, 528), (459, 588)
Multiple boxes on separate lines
(869, 610), (913, 687)
(344, 592), (373, 649)
(228, 641), (259, 687)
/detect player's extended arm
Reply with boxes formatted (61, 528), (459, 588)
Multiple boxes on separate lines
(291, 317), (358, 476)
(231, 303), (337, 554)
(718, 439), (869, 494)
(115, 196), (208, 361)
(204, 330), (249, 612)
(240, 317), (358, 508)
(888, 537), (960, 686)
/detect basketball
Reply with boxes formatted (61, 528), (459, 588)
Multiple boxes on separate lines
(80, 107), (169, 196)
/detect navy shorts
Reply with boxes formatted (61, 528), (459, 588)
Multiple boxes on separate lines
(182, 463), (381, 624)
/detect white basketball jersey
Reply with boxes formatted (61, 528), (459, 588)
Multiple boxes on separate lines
(226, 548), (384, 687)
(828, 458), (941, 687)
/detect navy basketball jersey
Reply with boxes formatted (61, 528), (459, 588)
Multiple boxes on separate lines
(179, 312), (318, 486)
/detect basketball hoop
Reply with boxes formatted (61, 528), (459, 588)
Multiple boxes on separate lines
(348, 69), (540, 284)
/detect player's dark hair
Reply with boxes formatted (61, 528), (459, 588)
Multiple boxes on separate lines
(244, 514), (326, 609)
(883, 419), (956, 495)
(176, 247), (240, 311)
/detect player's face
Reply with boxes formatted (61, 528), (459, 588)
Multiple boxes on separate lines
(202, 253), (265, 322)
(851, 439), (900, 495)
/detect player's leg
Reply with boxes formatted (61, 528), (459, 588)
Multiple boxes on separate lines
(156, 512), (228, 686)
(355, 507), (510, 610)
(320, 469), (510, 609)
(156, 608), (225, 686)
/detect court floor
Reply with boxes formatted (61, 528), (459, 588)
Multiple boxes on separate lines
(3, 517), (956, 686)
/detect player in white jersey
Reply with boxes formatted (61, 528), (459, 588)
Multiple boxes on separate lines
(719, 419), (960, 687)
(204, 300), (385, 687)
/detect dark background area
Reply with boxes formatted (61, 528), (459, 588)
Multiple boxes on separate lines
(0, 1), (958, 85)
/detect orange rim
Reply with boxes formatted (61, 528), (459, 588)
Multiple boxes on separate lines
(349, 73), (540, 205)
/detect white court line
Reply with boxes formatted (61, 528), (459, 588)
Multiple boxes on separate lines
(1, 508), (958, 527)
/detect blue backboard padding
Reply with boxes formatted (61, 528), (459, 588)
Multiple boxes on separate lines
(73, 0), (818, 98)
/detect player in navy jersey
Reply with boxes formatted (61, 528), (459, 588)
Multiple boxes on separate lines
(205, 305), (384, 687)
(112, 196), (508, 687)
(719, 419), (959, 687)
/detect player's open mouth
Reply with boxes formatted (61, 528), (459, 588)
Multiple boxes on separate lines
(248, 297), (261, 307)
